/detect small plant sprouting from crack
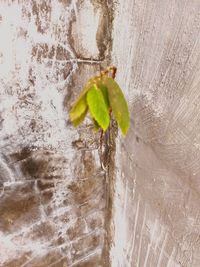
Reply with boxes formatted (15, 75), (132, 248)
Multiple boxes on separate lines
(69, 66), (130, 136)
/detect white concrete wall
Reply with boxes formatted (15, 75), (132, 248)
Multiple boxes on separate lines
(111, 1), (200, 266)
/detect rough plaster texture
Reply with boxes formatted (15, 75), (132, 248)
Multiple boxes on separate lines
(1, 0), (200, 267)
(111, 0), (200, 266)
(0, 1), (113, 266)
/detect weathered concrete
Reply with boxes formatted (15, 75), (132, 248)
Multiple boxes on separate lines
(111, 1), (200, 266)
(0, 1), (114, 266)
(1, 0), (200, 266)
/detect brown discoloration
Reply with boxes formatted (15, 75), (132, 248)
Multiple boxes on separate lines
(0, 187), (39, 232)
(64, 59), (115, 266)
(40, 190), (54, 203)
(32, 44), (72, 63)
(56, 45), (71, 61)
(3, 253), (32, 267)
(94, 0), (114, 61)
(102, 122), (117, 267)
(68, 178), (95, 204)
(72, 253), (103, 267)
(71, 139), (86, 149)
(10, 146), (33, 161)
(50, 62), (73, 82)
(67, 16), (78, 58)
(66, 218), (86, 241)
(63, 72), (75, 110)
(31, 42), (74, 83)
(0, 0), (115, 266)
(69, 232), (103, 263)
(58, 0), (72, 5)
(21, 157), (49, 178)
(32, 0), (51, 34)
(37, 179), (54, 190)
(32, 44), (49, 63)
(86, 215), (104, 231)
(68, 152), (96, 204)
(27, 221), (55, 241)
(30, 118), (37, 131)
(24, 251), (68, 267)
(69, 0), (114, 61)
(28, 67), (36, 86)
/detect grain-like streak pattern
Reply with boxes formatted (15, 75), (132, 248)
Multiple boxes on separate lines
(111, 0), (200, 266)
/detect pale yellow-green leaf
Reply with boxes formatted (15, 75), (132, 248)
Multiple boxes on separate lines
(71, 108), (88, 127)
(69, 96), (87, 122)
(87, 84), (110, 131)
(102, 76), (130, 135)
(96, 81), (110, 108)
(69, 78), (96, 122)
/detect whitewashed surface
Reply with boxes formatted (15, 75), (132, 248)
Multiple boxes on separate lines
(1, 0), (200, 267)
(0, 1), (113, 266)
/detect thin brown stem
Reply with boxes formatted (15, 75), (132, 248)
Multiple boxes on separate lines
(98, 65), (117, 170)
(110, 66), (117, 79)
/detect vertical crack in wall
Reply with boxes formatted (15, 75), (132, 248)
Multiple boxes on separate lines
(66, 0), (116, 265)
(90, 1), (117, 266)
(102, 120), (118, 267)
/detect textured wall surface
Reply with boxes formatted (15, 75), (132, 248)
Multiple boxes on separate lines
(0, 1), (114, 266)
(111, 0), (200, 266)
(1, 0), (200, 267)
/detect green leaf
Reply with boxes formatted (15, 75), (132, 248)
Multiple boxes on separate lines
(102, 76), (130, 135)
(96, 80), (110, 108)
(69, 78), (96, 122)
(72, 108), (88, 127)
(87, 84), (110, 131)
(69, 95), (87, 122)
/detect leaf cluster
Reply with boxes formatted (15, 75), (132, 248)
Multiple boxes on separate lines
(69, 74), (130, 135)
